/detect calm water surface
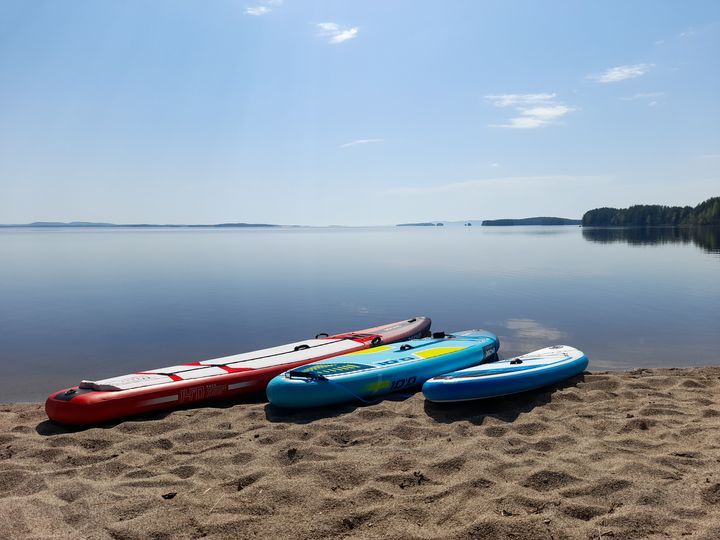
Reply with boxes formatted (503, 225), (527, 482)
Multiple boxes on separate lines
(1, 226), (719, 402)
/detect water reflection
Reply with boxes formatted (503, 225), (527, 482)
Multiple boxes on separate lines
(2, 226), (719, 401)
(500, 319), (567, 358)
(582, 226), (720, 255)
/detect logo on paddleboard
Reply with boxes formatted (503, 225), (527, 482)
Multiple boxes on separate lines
(179, 383), (225, 402)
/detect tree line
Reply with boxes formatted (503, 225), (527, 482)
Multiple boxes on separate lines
(582, 197), (720, 227)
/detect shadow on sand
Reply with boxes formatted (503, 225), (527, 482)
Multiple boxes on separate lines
(35, 392), (269, 436)
(423, 373), (586, 425)
(265, 374), (586, 425)
(264, 391), (419, 424)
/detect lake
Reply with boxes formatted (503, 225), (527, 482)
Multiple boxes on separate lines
(1, 226), (719, 402)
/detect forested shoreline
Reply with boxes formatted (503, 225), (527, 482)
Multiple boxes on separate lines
(582, 197), (720, 227)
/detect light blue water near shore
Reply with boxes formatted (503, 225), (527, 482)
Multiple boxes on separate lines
(1, 226), (719, 402)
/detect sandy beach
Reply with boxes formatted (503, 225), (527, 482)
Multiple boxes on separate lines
(2, 367), (720, 539)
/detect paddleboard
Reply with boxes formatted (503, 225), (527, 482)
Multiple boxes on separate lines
(45, 317), (431, 425)
(422, 345), (588, 402)
(266, 329), (499, 408)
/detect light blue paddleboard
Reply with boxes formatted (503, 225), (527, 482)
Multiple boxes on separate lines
(266, 330), (499, 408)
(422, 345), (588, 402)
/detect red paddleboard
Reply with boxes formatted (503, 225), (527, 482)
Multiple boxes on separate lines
(45, 317), (431, 425)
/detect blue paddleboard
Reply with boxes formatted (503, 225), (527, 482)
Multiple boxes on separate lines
(422, 345), (588, 402)
(266, 330), (499, 408)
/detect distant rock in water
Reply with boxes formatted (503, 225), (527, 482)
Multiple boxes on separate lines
(482, 217), (582, 226)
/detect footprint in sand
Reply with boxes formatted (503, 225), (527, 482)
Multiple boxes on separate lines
(514, 422), (546, 436)
(0, 470), (47, 497)
(236, 471), (264, 491)
(430, 455), (466, 474)
(484, 426), (507, 437)
(562, 503), (610, 521)
(562, 478), (632, 498)
(170, 465), (197, 479)
(522, 470), (578, 492)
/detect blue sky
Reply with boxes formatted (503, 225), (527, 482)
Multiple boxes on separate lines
(1, 0), (718, 225)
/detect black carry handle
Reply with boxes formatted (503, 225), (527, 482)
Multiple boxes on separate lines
(432, 331), (446, 339)
(399, 343), (414, 351)
(294, 344), (310, 351)
(287, 370), (328, 381)
(315, 333), (329, 338)
(510, 358), (523, 365)
(371, 336), (382, 347)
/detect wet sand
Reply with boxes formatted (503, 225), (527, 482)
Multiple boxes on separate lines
(2, 367), (720, 539)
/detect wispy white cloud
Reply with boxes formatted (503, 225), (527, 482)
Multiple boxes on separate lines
(340, 138), (384, 149)
(620, 92), (665, 107)
(246, 6), (270, 15)
(386, 175), (611, 196)
(500, 105), (574, 128)
(485, 94), (575, 129)
(587, 64), (654, 83)
(484, 93), (557, 107)
(620, 92), (665, 101)
(316, 22), (359, 44)
(655, 26), (696, 46)
(245, 0), (282, 16)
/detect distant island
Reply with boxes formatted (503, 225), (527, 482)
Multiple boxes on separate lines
(482, 217), (581, 226)
(582, 197), (720, 227)
(396, 222), (444, 227)
(0, 221), (281, 228)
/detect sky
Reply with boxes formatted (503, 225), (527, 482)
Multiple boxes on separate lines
(1, 0), (719, 226)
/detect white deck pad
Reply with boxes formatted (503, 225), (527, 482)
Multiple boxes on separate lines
(80, 374), (172, 391)
(79, 339), (363, 391)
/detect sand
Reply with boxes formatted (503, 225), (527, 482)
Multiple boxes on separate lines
(2, 367), (720, 539)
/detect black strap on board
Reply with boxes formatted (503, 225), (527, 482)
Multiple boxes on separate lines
(286, 371), (328, 381)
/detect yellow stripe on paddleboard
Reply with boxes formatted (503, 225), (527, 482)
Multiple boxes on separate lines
(347, 345), (393, 355)
(364, 380), (391, 392)
(413, 347), (466, 359)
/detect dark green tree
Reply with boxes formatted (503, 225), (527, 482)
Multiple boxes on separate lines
(582, 197), (719, 227)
